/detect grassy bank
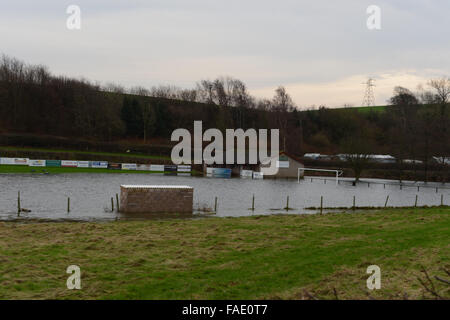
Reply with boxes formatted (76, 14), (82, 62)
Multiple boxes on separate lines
(0, 164), (163, 174)
(0, 146), (171, 163)
(0, 165), (200, 175)
(0, 208), (448, 300)
(0, 146), (166, 158)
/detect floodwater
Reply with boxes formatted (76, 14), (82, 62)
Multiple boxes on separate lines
(0, 173), (448, 221)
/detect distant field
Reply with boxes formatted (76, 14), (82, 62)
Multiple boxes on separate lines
(335, 104), (447, 114)
(304, 105), (389, 113)
(0, 208), (448, 299)
(353, 105), (388, 113)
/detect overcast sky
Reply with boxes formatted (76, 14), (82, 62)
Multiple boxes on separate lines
(1, 0), (449, 108)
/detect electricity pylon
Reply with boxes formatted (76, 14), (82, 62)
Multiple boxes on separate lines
(362, 78), (376, 106)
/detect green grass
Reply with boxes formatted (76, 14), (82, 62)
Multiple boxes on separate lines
(0, 165), (200, 175)
(0, 165), (167, 174)
(0, 208), (448, 300)
(0, 146), (171, 160)
(353, 105), (387, 113)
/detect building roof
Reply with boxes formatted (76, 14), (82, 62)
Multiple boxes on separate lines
(260, 151), (304, 165)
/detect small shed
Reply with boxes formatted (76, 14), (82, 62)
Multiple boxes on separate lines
(259, 151), (305, 179)
(120, 185), (193, 214)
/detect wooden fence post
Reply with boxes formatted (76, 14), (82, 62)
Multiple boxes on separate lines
(17, 191), (21, 216)
(320, 196), (323, 215)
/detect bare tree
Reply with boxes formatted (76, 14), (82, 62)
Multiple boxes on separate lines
(103, 82), (126, 94)
(177, 89), (197, 102)
(429, 78), (450, 105)
(196, 80), (215, 104)
(213, 78), (229, 106)
(230, 79), (251, 108)
(272, 86), (295, 151)
(150, 85), (180, 99)
(272, 86), (294, 112)
(130, 86), (150, 96)
(428, 78), (450, 183)
(256, 99), (272, 111)
(340, 131), (373, 184)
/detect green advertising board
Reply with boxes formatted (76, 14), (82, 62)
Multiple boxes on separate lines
(45, 160), (61, 167)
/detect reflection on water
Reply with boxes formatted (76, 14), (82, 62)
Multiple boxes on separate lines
(0, 173), (448, 221)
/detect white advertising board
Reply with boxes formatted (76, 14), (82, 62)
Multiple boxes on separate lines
(61, 160), (78, 167)
(252, 172), (264, 179)
(0, 157), (29, 165)
(77, 161), (90, 168)
(150, 164), (165, 172)
(0, 158), (15, 165)
(121, 163), (137, 170)
(15, 158), (29, 165)
(137, 164), (151, 171)
(91, 161), (108, 169)
(240, 170), (253, 178)
(177, 165), (191, 172)
(29, 160), (46, 167)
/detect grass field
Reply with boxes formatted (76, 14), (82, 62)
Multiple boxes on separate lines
(0, 165), (200, 175)
(0, 164), (166, 174)
(353, 105), (387, 113)
(0, 208), (448, 300)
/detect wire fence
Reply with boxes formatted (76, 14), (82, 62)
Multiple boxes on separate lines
(304, 176), (450, 192)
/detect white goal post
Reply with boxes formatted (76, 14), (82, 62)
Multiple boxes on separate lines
(298, 168), (344, 185)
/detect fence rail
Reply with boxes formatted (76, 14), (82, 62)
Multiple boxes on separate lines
(304, 176), (450, 191)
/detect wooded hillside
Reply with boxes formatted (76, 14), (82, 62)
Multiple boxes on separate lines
(0, 54), (449, 163)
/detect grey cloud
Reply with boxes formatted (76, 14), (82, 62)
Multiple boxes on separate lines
(0, 0), (449, 105)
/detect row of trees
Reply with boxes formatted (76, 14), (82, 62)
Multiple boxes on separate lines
(340, 81), (450, 182)
(385, 83), (449, 181)
(0, 55), (125, 140)
(0, 54), (449, 176)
